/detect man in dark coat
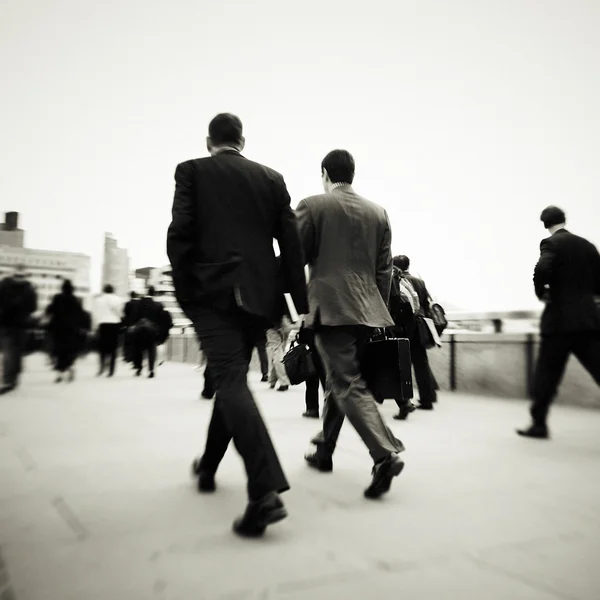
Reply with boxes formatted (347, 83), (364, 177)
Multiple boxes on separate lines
(166, 113), (308, 537)
(129, 286), (163, 378)
(296, 149), (405, 499)
(0, 264), (37, 394)
(518, 206), (600, 439)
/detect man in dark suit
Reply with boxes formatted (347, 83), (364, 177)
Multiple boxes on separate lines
(517, 206), (600, 439)
(295, 150), (405, 499)
(167, 113), (308, 537)
(393, 255), (438, 411)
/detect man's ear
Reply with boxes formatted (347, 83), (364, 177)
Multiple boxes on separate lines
(239, 136), (246, 152)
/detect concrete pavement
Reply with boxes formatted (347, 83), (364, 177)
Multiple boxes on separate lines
(1, 353), (599, 599)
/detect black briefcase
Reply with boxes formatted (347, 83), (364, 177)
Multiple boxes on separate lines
(282, 335), (316, 385)
(360, 335), (413, 404)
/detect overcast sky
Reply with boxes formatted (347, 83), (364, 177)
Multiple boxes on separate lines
(1, 0), (599, 309)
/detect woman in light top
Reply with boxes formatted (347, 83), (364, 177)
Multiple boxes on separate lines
(93, 284), (124, 377)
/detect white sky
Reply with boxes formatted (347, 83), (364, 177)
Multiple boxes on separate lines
(1, 0), (599, 309)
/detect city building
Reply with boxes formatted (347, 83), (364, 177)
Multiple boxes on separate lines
(133, 265), (190, 329)
(101, 233), (130, 298)
(0, 213), (91, 314)
(0, 211), (25, 248)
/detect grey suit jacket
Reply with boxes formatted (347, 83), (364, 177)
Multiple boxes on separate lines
(295, 185), (394, 328)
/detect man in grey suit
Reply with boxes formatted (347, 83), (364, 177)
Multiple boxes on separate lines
(295, 150), (405, 499)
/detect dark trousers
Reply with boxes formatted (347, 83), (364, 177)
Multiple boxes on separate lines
(133, 334), (157, 373)
(411, 329), (437, 406)
(0, 327), (27, 387)
(203, 364), (215, 396)
(256, 332), (269, 376)
(531, 331), (600, 425)
(312, 325), (404, 462)
(98, 323), (120, 375)
(52, 331), (79, 372)
(188, 305), (289, 501)
(303, 329), (327, 412)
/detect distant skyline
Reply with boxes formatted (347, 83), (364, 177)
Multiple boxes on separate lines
(2, 0), (599, 310)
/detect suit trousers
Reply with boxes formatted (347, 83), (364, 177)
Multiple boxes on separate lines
(531, 331), (600, 425)
(302, 329), (327, 412)
(410, 328), (438, 406)
(187, 305), (289, 501)
(266, 327), (290, 386)
(313, 325), (404, 462)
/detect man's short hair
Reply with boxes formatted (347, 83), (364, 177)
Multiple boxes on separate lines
(147, 285), (156, 297)
(103, 284), (114, 294)
(393, 255), (410, 271)
(130, 291), (138, 299)
(321, 149), (355, 185)
(208, 113), (243, 147)
(540, 206), (566, 229)
(62, 279), (74, 295)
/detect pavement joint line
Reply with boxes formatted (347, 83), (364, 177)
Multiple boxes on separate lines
(51, 496), (89, 541)
(466, 553), (579, 600)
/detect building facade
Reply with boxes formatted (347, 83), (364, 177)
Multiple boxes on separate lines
(0, 246), (91, 314)
(101, 233), (130, 298)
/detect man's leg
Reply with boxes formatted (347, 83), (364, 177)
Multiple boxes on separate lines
(304, 373), (320, 414)
(189, 307), (289, 501)
(266, 328), (280, 386)
(315, 327), (404, 462)
(256, 332), (269, 379)
(147, 341), (157, 375)
(525, 334), (571, 431)
(411, 336), (437, 408)
(271, 330), (290, 388)
(108, 324), (119, 376)
(572, 332), (600, 386)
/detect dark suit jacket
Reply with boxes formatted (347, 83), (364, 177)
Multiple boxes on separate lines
(166, 150), (308, 325)
(295, 185), (394, 328)
(533, 228), (600, 334)
(404, 272), (431, 318)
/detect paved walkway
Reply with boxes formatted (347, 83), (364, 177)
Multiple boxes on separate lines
(0, 354), (599, 600)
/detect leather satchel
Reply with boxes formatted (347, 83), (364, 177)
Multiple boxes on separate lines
(282, 334), (316, 385)
(360, 331), (414, 404)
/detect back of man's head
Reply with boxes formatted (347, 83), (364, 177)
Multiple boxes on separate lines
(321, 149), (355, 185)
(393, 255), (410, 271)
(208, 113), (244, 148)
(130, 291), (138, 300)
(540, 205), (566, 229)
(103, 284), (114, 294)
(147, 286), (156, 297)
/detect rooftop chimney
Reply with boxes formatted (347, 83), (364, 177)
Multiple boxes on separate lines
(4, 212), (18, 231)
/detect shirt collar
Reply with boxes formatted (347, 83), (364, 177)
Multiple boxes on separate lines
(329, 182), (351, 191)
(211, 146), (241, 156)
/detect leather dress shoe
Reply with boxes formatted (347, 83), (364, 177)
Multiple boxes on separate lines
(261, 374), (269, 382)
(516, 424), (549, 439)
(416, 403), (434, 410)
(277, 385), (289, 392)
(233, 492), (287, 538)
(191, 459), (216, 492)
(364, 453), (405, 499)
(0, 384), (16, 395)
(393, 403), (416, 420)
(304, 451), (333, 472)
(302, 409), (319, 419)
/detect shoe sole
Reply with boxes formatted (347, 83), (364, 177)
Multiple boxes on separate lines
(305, 458), (333, 473)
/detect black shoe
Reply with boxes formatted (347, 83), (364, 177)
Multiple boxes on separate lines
(277, 385), (289, 392)
(233, 492), (287, 538)
(516, 424), (549, 439)
(303, 409), (319, 419)
(393, 403), (416, 420)
(261, 374), (269, 382)
(0, 384), (16, 395)
(269, 382), (276, 389)
(304, 451), (333, 472)
(148, 372), (155, 379)
(135, 369), (141, 377)
(364, 453), (405, 499)
(201, 389), (214, 400)
(416, 403), (434, 410)
(55, 375), (63, 384)
(191, 459), (216, 492)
